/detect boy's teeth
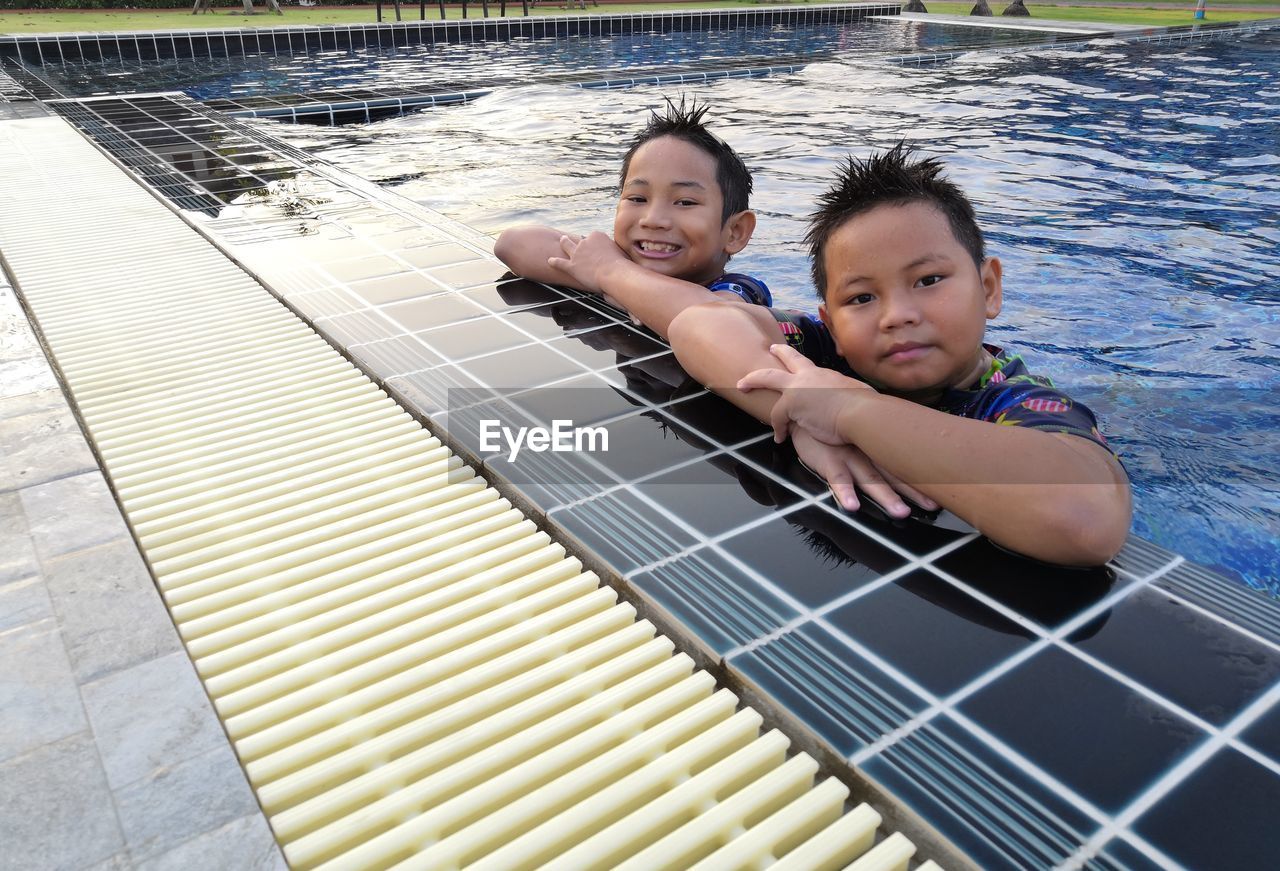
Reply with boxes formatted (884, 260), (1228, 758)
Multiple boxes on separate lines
(640, 242), (679, 253)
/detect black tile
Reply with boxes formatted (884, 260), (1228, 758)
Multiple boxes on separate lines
(633, 454), (804, 540)
(630, 545), (801, 657)
(655, 389), (769, 448)
(716, 509), (908, 610)
(585, 410), (716, 483)
(1135, 748), (1280, 869)
(511, 375), (648, 428)
(599, 353), (691, 408)
(960, 647), (1206, 813)
(731, 436), (831, 498)
(1089, 838), (1168, 871)
(1240, 699), (1280, 765)
(729, 622), (926, 758)
(456, 340), (586, 389)
(827, 569), (1036, 697)
(1068, 588), (1280, 727)
(544, 323), (667, 371)
(498, 300), (621, 340)
(935, 538), (1117, 630)
(462, 278), (569, 313)
(384, 291), (488, 331)
(549, 488), (698, 576)
(860, 714), (1102, 871)
(417, 316), (532, 361)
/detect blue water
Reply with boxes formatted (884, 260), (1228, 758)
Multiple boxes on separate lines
(30, 19), (1049, 100)
(269, 26), (1280, 594)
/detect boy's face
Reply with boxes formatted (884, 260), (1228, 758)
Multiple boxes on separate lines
(614, 135), (752, 285)
(818, 202), (1002, 403)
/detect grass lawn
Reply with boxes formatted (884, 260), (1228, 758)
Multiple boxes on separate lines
(925, 1), (1274, 23)
(0, 1), (1273, 32)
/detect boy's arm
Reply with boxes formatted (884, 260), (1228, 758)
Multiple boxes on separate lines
(742, 345), (1132, 565)
(668, 301), (936, 519)
(547, 232), (749, 339)
(494, 225), (592, 291)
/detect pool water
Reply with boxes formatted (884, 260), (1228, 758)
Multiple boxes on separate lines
(31, 19), (1050, 101)
(264, 28), (1280, 594)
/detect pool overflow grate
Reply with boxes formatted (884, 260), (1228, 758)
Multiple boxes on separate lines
(0, 115), (950, 869)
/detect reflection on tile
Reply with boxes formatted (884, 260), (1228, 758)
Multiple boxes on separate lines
(586, 411), (715, 483)
(935, 538), (1116, 630)
(1240, 700), (1280, 766)
(347, 334), (442, 379)
(960, 647), (1205, 813)
(717, 510), (908, 610)
(416, 317), (532, 361)
(1068, 587), (1280, 726)
(511, 375), (647, 428)
(500, 302), (619, 341)
(633, 455), (804, 539)
(860, 714), (1102, 871)
(456, 341), (587, 389)
(429, 258), (511, 289)
(462, 279), (569, 314)
(321, 254), (403, 283)
(549, 488), (697, 576)
(599, 353), (690, 407)
(399, 242), (480, 269)
(1134, 748), (1280, 869)
(814, 499), (972, 559)
(629, 545), (802, 657)
(827, 570), (1035, 698)
(729, 622), (926, 758)
(731, 436), (830, 497)
(383, 293), (489, 332)
(656, 390), (769, 447)
(1154, 559), (1280, 650)
(348, 272), (445, 305)
(544, 323), (667, 371)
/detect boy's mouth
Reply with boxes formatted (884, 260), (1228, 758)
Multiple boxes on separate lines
(635, 240), (682, 258)
(883, 342), (931, 362)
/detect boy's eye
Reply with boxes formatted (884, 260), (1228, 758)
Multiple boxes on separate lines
(848, 292), (875, 306)
(917, 274), (944, 287)
(624, 195), (647, 204)
(675, 198), (699, 207)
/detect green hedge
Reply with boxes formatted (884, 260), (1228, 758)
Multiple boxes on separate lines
(0, 0), (374, 8)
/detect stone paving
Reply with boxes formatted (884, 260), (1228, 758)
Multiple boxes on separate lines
(0, 277), (284, 870)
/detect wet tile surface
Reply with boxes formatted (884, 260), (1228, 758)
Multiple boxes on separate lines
(1133, 747), (1280, 869)
(1067, 587), (1280, 726)
(826, 569), (1036, 697)
(959, 646), (1206, 813)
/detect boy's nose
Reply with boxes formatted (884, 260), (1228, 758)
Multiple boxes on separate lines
(879, 291), (922, 329)
(639, 204), (672, 229)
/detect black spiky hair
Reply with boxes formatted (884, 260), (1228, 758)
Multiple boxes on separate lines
(619, 96), (753, 223)
(804, 141), (985, 299)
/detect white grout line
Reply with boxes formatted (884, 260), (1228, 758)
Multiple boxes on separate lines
(1151, 584), (1280, 656)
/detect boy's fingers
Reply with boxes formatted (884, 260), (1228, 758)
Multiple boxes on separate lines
(547, 256), (568, 273)
(846, 457), (910, 519)
(826, 468), (860, 512)
(558, 234), (579, 254)
(768, 402), (792, 443)
(880, 470), (938, 512)
(736, 367), (789, 393)
(769, 344), (813, 374)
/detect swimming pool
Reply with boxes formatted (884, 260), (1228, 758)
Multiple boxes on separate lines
(266, 27), (1280, 595)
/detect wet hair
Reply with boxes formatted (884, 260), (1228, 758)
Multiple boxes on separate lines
(805, 141), (986, 299)
(619, 97), (753, 224)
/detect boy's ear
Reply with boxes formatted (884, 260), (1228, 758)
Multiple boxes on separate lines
(817, 302), (844, 355)
(981, 256), (1003, 319)
(722, 210), (756, 255)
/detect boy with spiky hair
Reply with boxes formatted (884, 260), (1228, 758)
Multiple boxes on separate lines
(669, 143), (1131, 565)
(495, 97), (771, 339)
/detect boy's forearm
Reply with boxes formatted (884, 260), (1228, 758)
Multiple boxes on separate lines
(834, 392), (1131, 564)
(596, 260), (737, 339)
(668, 301), (789, 422)
(494, 225), (590, 291)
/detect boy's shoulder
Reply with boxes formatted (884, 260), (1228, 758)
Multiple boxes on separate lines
(706, 272), (773, 307)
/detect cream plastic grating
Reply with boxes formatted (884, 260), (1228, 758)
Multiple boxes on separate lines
(0, 116), (944, 870)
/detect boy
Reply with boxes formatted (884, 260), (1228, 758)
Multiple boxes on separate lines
(493, 99), (770, 339)
(669, 143), (1131, 566)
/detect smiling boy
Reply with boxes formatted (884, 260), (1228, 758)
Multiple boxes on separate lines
(494, 99), (769, 339)
(669, 143), (1131, 565)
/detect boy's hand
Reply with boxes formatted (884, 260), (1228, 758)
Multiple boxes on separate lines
(547, 231), (629, 297)
(791, 428), (933, 519)
(738, 344), (871, 445)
